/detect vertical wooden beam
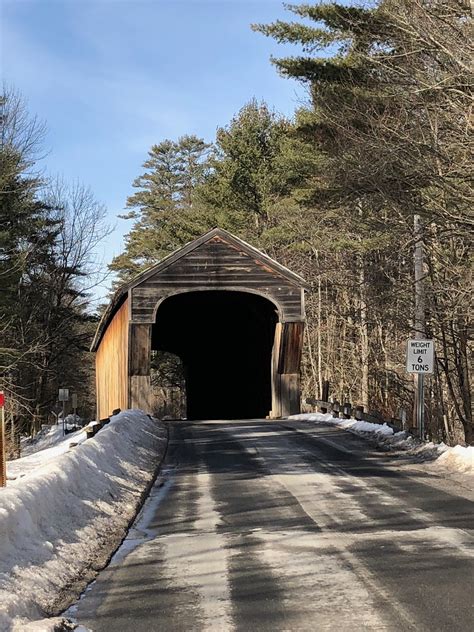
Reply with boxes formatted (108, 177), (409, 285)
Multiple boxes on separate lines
(129, 323), (152, 412)
(278, 322), (304, 374)
(271, 321), (305, 418)
(280, 373), (301, 417)
(271, 323), (283, 418)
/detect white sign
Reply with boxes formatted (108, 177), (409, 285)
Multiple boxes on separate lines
(406, 339), (434, 374)
(58, 388), (69, 402)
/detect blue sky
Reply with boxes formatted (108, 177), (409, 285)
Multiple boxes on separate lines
(2, 0), (306, 299)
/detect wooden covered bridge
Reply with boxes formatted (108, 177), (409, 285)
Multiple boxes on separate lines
(91, 228), (308, 421)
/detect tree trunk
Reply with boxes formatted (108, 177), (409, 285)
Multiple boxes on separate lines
(359, 258), (369, 409)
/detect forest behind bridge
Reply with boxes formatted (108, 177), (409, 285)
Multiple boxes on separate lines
(1, 0), (472, 445)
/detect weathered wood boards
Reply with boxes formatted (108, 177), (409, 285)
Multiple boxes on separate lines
(271, 322), (304, 418)
(130, 234), (305, 324)
(129, 323), (152, 412)
(92, 228), (308, 419)
(95, 298), (129, 420)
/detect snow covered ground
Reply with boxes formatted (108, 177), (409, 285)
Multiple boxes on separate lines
(7, 426), (88, 483)
(0, 410), (167, 632)
(289, 412), (474, 476)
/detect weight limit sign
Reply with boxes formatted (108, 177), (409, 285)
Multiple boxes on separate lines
(406, 339), (434, 374)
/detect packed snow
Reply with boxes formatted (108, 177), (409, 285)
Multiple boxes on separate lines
(0, 410), (167, 632)
(289, 412), (474, 475)
(20, 421), (82, 455)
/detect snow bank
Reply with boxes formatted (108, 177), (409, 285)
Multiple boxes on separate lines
(288, 412), (474, 475)
(436, 444), (474, 474)
(21, 425), (76, 456)
(8, 428), (88, 482)
(0, 410), (167, 632)
(290, 412), (396, 437)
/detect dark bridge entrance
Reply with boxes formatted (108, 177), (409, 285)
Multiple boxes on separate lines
(92, 228), (308, 420)
(153, 291), (278, 419)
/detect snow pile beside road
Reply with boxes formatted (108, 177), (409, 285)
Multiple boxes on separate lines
(289, 412), (474, 475)
(339, 418), (394, 436)
(436, 444), (474, 474)
(21, 424), (72, 455)
(291, 412), (395, 437)
(8, 428), (88, 482)
(0, 410), (167, 632)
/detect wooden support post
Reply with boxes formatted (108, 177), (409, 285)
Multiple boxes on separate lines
(129, 323), (152, 412)
(322, 380), (330, 402)
(280, 374), (301, 417)
(342, 402), (352, 419)
(355, 405), (364, 421)
(271, 323), (283, 418)
(332, 401), (340, 418)
(272, 321), (305, 417)
(319, 382), (330, 413)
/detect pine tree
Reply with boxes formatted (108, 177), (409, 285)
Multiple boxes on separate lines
(110, 135), (211, 283)
(196, 100), (293, 241)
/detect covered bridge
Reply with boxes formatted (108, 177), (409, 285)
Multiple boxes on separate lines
(91, 228), (308, 421)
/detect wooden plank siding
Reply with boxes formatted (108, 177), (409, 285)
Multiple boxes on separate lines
(277, 322), (305, 374)
(95, 297), (129, 419)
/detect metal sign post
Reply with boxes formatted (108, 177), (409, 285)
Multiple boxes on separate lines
(406, 340), (434, 439)
(0, 392), (6, 487)
(58, 388), (69, 435)
(417, 374), (425, 440)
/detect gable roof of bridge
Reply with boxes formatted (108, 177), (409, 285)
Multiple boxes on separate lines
(128, 227), (308, 289)
(91, 227), (308, 351)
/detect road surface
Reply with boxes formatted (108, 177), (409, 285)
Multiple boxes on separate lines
(71, 419), (474, 631)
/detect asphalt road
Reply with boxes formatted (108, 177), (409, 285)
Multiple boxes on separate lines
(71, 419), (474, 632)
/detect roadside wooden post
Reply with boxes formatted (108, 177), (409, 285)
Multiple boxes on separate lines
(342, 402), (352, 419)
(354, 405), (364, 421)
(332, 400), (340, 418)
(10, 411), (15, 456)
(0, 392), (6, 487)
(321, 380), (330, 408)
(85, 425), (95, 440)
(319, 381), (330, 413)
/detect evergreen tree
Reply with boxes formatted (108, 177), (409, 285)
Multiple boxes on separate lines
(110, 135), (211, 283)
(196, 100), (292, 240)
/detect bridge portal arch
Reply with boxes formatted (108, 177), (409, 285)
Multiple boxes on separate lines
(153, 290), (278, 419)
